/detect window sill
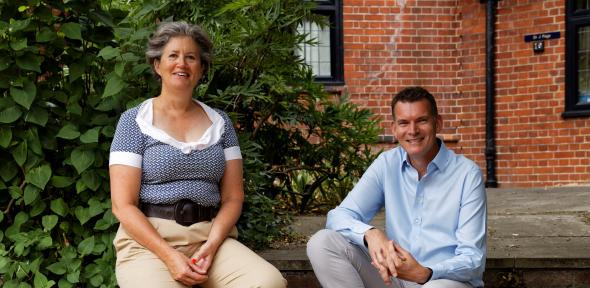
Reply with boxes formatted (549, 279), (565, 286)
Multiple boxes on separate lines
(562, 110), (590, 118)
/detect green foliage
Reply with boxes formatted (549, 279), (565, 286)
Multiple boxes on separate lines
(0, 0), (124, 286)
(0, 0), (381, 285)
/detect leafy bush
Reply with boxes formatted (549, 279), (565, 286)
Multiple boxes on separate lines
(0, 0), (380, 286)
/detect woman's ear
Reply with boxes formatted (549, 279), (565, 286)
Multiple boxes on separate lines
(153, 59), (161, 76)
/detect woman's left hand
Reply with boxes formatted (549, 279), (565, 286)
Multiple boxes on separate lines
(192, 240), (220, 275)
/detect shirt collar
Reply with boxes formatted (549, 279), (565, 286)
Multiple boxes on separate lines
(401, 138), (450, 173)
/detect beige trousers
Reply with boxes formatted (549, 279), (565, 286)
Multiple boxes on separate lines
(114, 217), (287, 288)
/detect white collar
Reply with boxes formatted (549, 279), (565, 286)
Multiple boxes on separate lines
(134, 98), (225, 154)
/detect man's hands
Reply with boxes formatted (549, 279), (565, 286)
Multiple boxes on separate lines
(364, 228), (432, 284)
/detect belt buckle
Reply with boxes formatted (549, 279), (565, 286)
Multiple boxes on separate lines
(174, 199), (196, 226)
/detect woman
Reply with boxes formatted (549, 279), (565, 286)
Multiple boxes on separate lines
(109, 21), (287, 288)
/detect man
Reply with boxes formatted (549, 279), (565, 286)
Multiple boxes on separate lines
(307, 87), (486, 288)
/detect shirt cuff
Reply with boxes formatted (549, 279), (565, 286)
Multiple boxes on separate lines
(348, 222), (375, 248)
(429, 263), (445, 281)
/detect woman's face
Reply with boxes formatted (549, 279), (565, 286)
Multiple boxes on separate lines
(154, 36), (204, 92)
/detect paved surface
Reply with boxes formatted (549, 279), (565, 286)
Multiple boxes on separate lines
(260, 186), (590, 270)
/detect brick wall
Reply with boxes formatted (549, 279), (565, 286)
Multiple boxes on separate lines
(339, 0), (590, 187)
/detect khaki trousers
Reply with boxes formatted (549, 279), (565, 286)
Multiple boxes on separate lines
(114, 217), (286, 288)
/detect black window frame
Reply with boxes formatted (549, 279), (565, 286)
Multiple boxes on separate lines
(564, 1), (590, 118)
(308, 0), (344, 86)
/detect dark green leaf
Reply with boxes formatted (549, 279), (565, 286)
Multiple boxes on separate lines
(61, 22), (82, 40)
(74, 206), (89, 224)
(46, 262), (66, 275)
(71, 148), (95, 174)
(68, 62), (85, 82)
(0, 211), (4, 223)
(13, 141), (27, 167)
(80, 127), (100, 143)
(66, 270), (80, 283)
(36, 235), (52, 250)
(34, 272), (49, 288)
(81, 170), (100, 191)
(26, 164), (52, 189)
(0, 106), (22, 123)
(90, 8), (114, 27)
(36, 27), (57, 42)
(9, 18), (31, 32)
(8, 186), (22, 200)
(102, 73), (126, 97)
(51, 176), (74, 188)
(90, 275), (103, 287)
(10, 38), (27, 51)
(23, 184), (40, 205)
(94, 210), (117, 230)
(98, 46), (120, 60)
(16, 54), (42, 72)
(76, 179), (86, 193)
(42, 215), (58, 231)
(0, 56), (11, 71)
(25, 107), (48, 126)
(78, 236), (94, 256)
(0, 127), (11, 147)
(87, 198), (104, 218)
(30, 200), (46, 217)
(56, 123), (80, 139)
(50, 198), (68, 217)
(10, 80), (36, 109)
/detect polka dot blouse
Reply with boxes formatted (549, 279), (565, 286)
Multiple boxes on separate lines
(109, 98), (242, 206)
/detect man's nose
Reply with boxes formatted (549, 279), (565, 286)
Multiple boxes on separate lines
(409, 122), (419, 134)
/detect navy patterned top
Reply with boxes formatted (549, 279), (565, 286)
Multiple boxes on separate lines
(109, 98), (242, 206)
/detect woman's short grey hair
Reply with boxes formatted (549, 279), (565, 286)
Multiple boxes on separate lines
(146, 21), (212, 80)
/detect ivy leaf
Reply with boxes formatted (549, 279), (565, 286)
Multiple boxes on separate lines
(0, 106), (22, 123)
(37, 235), (53, 250)
(102, 73), (126, 98)
(71, 148), (94, 174)
(0, 127), (12, 147)
(10, 37), (27, 51)
(78, 236), (95, 256)
(26, 164), (52, 189)
(36, 27), (57, 42)
(0, 56), (12, 71)
(94, 209), (117, 230)
(50, 198), (68, 217)
(10, 80), (36, 109)
(61, 22), (82, 40)
(69, 62), (85, 82)
(51, 176), (74, 188)
(23, 184), (40, 205)
(98, 46), (120, 60)
(46, 262), (66, 275)
(80, 127), (100, 143)
(56, 123), (80, 139)
(74, 206), (90, 224)
(16, 54), (42, 73)
(87, 198), (104, 218)
(9, 18), (31, 32)
(25, 106), (49, 126)
(42, 215), (58, 231)
(81, 170), (100, 191)
(13, 140), (27, 167)
(34, 272), (50, 288)
(30, 200), (46, 217)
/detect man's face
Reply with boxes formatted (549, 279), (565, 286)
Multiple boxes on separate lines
(392, 99), (442, 163)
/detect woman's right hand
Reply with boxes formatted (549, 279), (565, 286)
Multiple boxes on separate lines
(164, 249), (209, 285)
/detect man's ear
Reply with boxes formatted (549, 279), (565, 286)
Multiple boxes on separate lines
(435, 114), (443, 133)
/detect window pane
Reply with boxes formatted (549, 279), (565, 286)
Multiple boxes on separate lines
(297, 16), (332, 77)
(579, 26), (590, 104)
(575, 0), (590, 12)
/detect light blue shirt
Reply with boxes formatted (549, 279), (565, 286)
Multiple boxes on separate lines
(326, 140), (486, 287)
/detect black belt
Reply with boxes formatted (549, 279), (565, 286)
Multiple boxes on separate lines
(140, 199), (219, 226)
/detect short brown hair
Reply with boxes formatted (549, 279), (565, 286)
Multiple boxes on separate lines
(391, 86), (439, 119)
(145, 21), (212, 80)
